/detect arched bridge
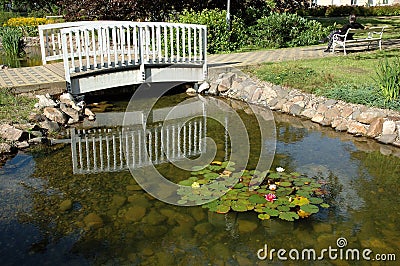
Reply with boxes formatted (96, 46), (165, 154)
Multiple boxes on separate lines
(39, 21), (207, 95)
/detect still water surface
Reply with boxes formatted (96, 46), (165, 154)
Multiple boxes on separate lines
(0, 46), (42, 68)
(0, 92), (399, 265)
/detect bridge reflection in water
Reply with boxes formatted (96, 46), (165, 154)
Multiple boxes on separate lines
(70, 100), (215, 174)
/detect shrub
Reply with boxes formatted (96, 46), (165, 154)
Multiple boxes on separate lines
(3, 17), (54, 37)
(249, 13), (332, 49)
(374, 56), (400, 102)
(371, 4), (400, 16)
(171, 9), (247, 54)
(0, 11), (19, 26)
(298, 4), (400, 17)
(0, 27), (25, 57)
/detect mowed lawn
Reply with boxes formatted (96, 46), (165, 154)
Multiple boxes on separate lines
(247, 48), (400, 110)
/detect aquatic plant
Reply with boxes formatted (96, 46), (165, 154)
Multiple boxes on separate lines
(0, 27), (25, 57)
(177, 162), (330, 222)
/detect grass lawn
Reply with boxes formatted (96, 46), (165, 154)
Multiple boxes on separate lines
(247, 49), (400, 111)
(0, 88), (37, 124)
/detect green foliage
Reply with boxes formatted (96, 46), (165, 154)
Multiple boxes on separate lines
(178, 163), (329, 222)
(249, 13), (332, 49)
(298, 4), (400, 17)
(374, 56), (400, 102)
(0, 11), (19, 25)
(0, 26), (25, 57)
(171, 9), (247, 54)
(321, 84), (400, 111)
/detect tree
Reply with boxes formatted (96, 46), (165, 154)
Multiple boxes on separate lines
(60, 0), (273, 22)
(7, 0), (61, 15)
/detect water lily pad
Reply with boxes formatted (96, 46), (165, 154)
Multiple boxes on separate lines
(248, 194), (267, 204)
(320, 203), (330, 208)
(277, 205), (290, 212)
(258, 214), (271, 220)
(211, 161), (222, 165)
(178, 180), (193, 186)
(275, 188), (293, 197)
(231, 201), (248, 212)
(177, 199), (187, 205)
(234, 183), (244, 189)
(296, 190), (313, 197)
(268, 173), (281, 179)
(204, 172), (220, 179)
(188, 176), (199, 181)
(254, 207), (266, 213)
(247, 205), (255, 210)
(255, 188), (269, 194)
(263, 208), (280, 217)
(208, 165), (222, 171)
(197, 179), (208, 185)
(216, 205), (230, 214)
(279, 212), (299, 221)
(300, 204), (319, 214)
(309, 197), (324, 204)
(279, 181), (292, 187)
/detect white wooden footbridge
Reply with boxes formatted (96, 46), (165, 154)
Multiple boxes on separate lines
(39, 21), (207, 94)
(0, 21), (207, 94)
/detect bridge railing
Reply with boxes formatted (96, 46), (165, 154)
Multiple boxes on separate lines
(60, 22), (207, 83)
(39, 21), (98, 64)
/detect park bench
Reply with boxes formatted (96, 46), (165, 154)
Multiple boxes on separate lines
(332, 26), (386, 55)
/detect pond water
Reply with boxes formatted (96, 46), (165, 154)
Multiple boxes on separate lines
(0, 91), (399, 265)
(0, 46), (42, 68)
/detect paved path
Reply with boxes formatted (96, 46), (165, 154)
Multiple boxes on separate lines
(1, 40), (399, 93)
(208, 39), (400, 67)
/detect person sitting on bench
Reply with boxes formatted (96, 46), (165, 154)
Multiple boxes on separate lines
(320, 14), (365, 52)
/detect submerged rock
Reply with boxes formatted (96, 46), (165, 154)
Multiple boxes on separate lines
(125, 206), (146, 222)
(83, 213), (104, 229)
(238, 220), (258, 233)
(59, 199), (73, 212)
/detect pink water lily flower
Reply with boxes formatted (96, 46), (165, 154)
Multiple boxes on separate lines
(265, 193), (277, 202)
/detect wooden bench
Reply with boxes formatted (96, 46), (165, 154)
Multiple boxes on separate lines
(332, 26), (386, 55)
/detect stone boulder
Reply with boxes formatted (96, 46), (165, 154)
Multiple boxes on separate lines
(216, 73), (236, 92)
(60, 103), (80, 123)
(43, 107), (68, 124)
(357, 110), (386, 124)
(366, 118), (384, 138)
(35, 94), (57, 108)
(0, 143), (12, 154)
(0, 124), (28, 141)
(40, 119), (60, 132)
(382, 120), (397, 135)
(59, 93), (75, 106)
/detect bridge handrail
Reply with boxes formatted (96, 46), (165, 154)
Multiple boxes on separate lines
(39, 21), (106, 64)
(58, 21), (207, 85)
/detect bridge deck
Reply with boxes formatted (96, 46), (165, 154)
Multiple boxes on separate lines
(0, 62), (65, 93)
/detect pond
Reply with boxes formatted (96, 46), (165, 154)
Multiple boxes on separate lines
(0, 46), (42, 68)
(0, 91), (399, 265)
